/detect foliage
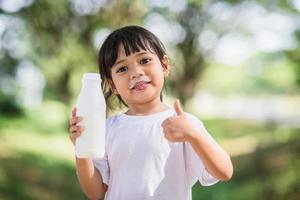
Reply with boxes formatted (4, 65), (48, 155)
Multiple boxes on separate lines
(0, 101), (299, 199)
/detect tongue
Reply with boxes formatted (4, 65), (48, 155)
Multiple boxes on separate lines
(134, 82), (148, 90)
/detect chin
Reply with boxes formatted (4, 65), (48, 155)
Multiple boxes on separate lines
(128, 93), (161, 105)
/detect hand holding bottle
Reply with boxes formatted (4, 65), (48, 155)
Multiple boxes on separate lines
(73, 73), (106, 158)
(69, 107), (85, 145)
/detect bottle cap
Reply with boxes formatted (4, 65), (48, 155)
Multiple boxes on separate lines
(83, 73), (101, 81)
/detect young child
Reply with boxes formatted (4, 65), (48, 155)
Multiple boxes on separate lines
(69, 25), (233, 200)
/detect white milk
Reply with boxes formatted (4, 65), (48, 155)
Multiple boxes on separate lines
(75, 73), (106, 158)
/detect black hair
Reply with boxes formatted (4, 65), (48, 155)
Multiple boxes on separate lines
(98, 25), (167, 111)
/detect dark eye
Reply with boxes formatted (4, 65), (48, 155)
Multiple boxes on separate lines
(116, 66), (128, 73)
(140, 58), (151, 65)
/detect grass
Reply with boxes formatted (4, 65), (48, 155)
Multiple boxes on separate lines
(191, 140), (300, 200)
(0, 100), (299, 200)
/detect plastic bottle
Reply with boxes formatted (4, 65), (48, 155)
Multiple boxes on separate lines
(75, 73), (106, 158)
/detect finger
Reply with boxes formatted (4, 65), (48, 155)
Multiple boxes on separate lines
(70, 116), (83, 126)
(161, 120), (167, 128)
(69, 132), (82, 145)
(70, 127), (83, 137)
(164, 131), (169, 139)
(69, 129), (84, 145)
(164, 132), (172, 141)
(72, 107), (77, 117)
(163, 126), (170, 134)
(174, 99), (184, 116)
(70, 126), (84, 133)
(70, 126), (77, 133)
(78, 126), (85, 133)
(70, 118), (76, 126)
(74, 130), (82, 138)
(161, 118), (171, 128)
(75, 117), (83, 126)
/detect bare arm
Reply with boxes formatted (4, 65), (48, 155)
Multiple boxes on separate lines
(76, 157), (107, 200)
(162, 100), (233, 181)
(70, 107), (107, 199)
(187, 129), (233, 181)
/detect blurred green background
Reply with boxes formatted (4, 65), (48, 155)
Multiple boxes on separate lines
(0, 0), (300, 199)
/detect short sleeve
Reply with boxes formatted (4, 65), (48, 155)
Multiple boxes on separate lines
(92, 117), (114, 185)
(92, 152), (110, 185)
(184, 113), (219, 187)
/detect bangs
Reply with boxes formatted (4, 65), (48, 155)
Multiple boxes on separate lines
(107, 34), (154, 69)
(99, 25), (166, 80)
(122, 35), (154, 56)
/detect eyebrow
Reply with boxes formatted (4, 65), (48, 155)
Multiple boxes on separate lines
(113, 52), (149, 67)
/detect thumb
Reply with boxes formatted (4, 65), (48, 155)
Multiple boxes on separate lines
(174, 99), (184, 116)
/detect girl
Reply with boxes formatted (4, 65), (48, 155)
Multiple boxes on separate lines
(69, 25), (233, 200)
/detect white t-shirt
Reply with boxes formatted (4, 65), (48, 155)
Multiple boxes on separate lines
(93, 109), (219, 200)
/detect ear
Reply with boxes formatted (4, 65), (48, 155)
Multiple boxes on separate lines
(107, 79), (118, 94)
(161, 55), (171, 78)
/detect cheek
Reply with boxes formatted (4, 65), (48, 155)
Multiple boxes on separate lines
(110, 76), (120, 89)
(112, 76), (128, 91)
(153, 70), (165, 85)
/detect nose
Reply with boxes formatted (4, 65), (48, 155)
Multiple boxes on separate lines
(130, 65), (145, 79)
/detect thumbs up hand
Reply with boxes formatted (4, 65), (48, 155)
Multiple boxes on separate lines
(174, 99), (184, 116)
(161, 99), (198, 142)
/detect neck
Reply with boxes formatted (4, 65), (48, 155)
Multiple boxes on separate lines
(125, 98), (169, 116)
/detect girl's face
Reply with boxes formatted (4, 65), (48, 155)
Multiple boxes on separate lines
(110, 44), (170, 106)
